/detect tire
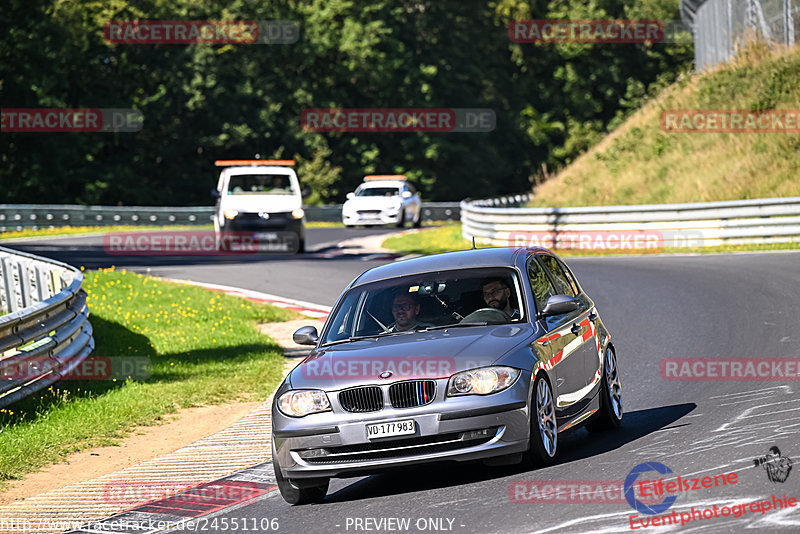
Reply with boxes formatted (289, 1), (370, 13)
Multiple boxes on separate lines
(413, 209), (422, 228)
(296, 239), (305, 254)
(273, 455), (328, 505)
(523, 374), (558, 466)
(586, 347), (623, 432)
(396, 209), (406, 228)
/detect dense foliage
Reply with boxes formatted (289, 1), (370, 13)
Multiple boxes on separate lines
(0, 0), (691, 204)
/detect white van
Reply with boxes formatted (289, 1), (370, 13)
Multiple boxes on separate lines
(212, 160), (307, 253)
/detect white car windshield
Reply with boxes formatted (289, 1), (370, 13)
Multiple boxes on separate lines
(355, 187), (401, 197)
(321, 267), (525, 345)
(227, 174), (296, 195)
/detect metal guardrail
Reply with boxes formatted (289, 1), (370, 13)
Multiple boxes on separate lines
(0, 247), (94, 408)
(462, 196), (800, 248)
(0, 203), (461, 230)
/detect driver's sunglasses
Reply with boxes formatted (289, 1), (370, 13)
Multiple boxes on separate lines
(482, 287), (506, 299)
(392, 303), (414, 311)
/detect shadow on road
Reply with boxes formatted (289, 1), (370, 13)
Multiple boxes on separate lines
(322, 403), (696, 504)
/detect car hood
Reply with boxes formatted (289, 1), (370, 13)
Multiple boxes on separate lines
(288, 324), (535, 390)
(221, 194), (301, 213)
(344, 196), (401, 210)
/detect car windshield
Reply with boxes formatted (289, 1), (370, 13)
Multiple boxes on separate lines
(320, 267), (525, 345)
(227, 174), (296, 195)
(355, 187), (400, 197)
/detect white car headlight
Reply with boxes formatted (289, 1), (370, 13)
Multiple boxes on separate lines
(447, 366), (520, 396)
(291, 208), (305, 219)
(223, 209), (238, 220)
(277, 390), (331, 417)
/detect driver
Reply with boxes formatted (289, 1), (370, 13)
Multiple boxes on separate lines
(481, 277), (521, 320)
(389, 292), (430, 332)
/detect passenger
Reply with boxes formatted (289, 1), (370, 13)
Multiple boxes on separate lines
(389, 292), (430, 332)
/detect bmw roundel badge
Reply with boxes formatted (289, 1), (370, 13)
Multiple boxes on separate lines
(379, 371), (392, 379)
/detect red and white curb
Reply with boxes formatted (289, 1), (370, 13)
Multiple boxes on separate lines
(157, 278), (331, 320)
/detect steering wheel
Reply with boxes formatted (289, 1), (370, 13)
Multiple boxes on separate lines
(459, 307), (511, 324)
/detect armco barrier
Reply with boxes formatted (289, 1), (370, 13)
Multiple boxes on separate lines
(0, 203), (460, 230)
(461, 196), (800, 248)
(0, 247), (94, 408)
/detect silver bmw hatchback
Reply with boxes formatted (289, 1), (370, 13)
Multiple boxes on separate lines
(272, 247), (622, 504)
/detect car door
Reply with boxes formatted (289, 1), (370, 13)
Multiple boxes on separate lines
(538, 254), (599, 395)
(527, 255), (585, 420)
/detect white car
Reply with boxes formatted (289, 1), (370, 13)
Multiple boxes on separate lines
(212, 160), (307, 253)
(342, 175), (422, 228)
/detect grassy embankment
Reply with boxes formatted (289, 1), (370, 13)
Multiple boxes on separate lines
(384, 44), (800, 256)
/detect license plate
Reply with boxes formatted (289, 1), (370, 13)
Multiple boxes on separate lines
(255, 232), (278, 240)
(366, 419), (416, 439)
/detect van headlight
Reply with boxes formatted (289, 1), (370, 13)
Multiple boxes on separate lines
(291, 208), (305, 219)
(223, 209), (238, 220)
(447, 367), (520, 396)
(277, 390), (331, 417)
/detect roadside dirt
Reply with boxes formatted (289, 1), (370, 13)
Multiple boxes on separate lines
(0, 401), (260, 506)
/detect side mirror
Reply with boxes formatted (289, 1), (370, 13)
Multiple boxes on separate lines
(211, 189), (220, 198)
(301, 186), (311, 198)
(402, 191), (412, 199)
(346, 192), (355, 200)
(540, 294), (580, 317)
(293, 325), (319, 346)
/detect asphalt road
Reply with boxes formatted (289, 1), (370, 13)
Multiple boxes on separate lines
(6, 232), (800, 533)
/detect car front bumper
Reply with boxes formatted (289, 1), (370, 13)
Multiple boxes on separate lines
(271, 374), (532, 479)
(342, 209), (402, 226)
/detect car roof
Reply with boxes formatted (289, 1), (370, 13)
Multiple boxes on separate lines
(351, 246), (554, 286)
(357, 181), (405, 188)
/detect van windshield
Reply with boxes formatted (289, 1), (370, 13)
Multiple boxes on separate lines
(227, 174), (296, 195)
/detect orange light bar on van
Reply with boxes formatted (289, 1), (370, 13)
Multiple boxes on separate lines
(214, 160), (295, 167)
(364, 174), (406, 181)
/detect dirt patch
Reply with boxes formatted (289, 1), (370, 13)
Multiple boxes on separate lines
(0, 401), (260, 506)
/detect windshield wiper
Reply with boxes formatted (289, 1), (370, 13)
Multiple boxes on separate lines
(423, 322), (489, 331)
(320, 335), (380, 347)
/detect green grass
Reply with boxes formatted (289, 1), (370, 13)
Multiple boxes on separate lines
(0, 225), (213, 241)
(382, 224), (800, 256)
(530, 42), (800, 207)
(0, 269), (299, 485)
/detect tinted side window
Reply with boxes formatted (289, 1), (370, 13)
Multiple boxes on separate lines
(526, 256), (556, 314)
(539, 255), (575, 297)
(556, 257), (581, 296)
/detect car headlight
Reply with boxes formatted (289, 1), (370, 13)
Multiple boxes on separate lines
(223, 209), (238, 220)
(447, 366), (520, 396)
(277, 390), (331, 417)
(291, 208), (305, 219)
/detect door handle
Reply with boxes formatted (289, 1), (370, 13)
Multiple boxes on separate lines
(589, 313), (598, 322)
(541, 340), (549, 346)
(571, 324), (582, 335)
